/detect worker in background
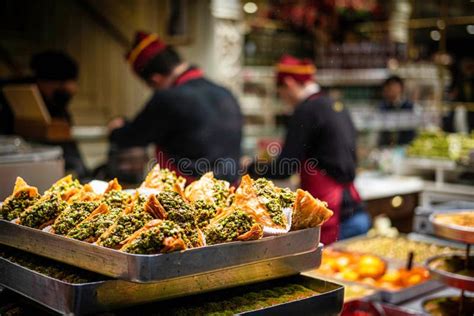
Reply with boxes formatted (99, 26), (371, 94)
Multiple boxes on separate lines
(0, 51), (88, 179)
(247, 55), (370, 244)
(378, 75), (416, 146)
(108, 31), (242, 183)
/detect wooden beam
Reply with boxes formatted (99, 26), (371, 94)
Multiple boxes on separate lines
(409, 16), (474, 29)
(74, 0), (131, 49)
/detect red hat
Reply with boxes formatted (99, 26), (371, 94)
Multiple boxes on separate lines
(126, 31), (167, 74)
(276, 54), (316, 85)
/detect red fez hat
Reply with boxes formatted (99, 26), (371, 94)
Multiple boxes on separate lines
(126, 31), (167, 74)
(276, 54), (316, 85)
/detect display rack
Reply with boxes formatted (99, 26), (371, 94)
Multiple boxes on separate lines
(403, 157), (457, 186)
(240, 64), (448, 168)
(424, 213), (474, 314)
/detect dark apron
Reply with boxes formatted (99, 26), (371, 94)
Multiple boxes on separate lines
(300, 165), (361, 245)
(299, 92), (362, 245)
(154, 68), (204, 183)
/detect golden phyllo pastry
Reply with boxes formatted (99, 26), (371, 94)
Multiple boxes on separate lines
(291, 189), (333, 230)
(230, 175), (291, 230)
(46, 175), (83, 202)
(120, 219), (189, 254)
(140, 164), (186, 193)
(96, 194), (164, 249)
(19, 193), (68, 229)
(184, 172), (234, 228)
(204, 209), (263, 245)
(1, 177), (40, 221)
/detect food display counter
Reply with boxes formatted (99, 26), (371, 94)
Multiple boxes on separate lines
(355, 172), (424, 233)
(328, 210), (473, 315)
(1, 165), (472, 315)
(3, 228), (472, 315)
(0, 166), (341, 315)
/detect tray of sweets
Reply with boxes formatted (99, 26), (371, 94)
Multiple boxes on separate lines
(0, 220), (321, 282)
(0, 245), (323, 315)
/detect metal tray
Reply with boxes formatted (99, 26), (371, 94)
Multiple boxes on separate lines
(426, 254), (474, 291)
(380, 279), (442, 304)
(239, 275), (344, 316)
(0, 220), (320, 282)
(305, 271), (442, 304)
(342, 300), (424, 316)
(0, 246), (322, 315)
(301, 272), (381, 302)
(115, 275), (344, 316)
(430, 212), (474, 244)
(332, 234), (463, 264)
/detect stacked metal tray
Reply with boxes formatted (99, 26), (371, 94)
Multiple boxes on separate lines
(0, 246), (324, 315)
(426, 212), (474, 292)
(0, 219), (320, 282)
(326, 235), (445, 304)
(118, 275), (345, 316)
(0, 218), (331, 314)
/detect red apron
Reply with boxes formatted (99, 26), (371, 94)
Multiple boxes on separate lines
(299, 92), (361, 245)
(154, 68), (204, 183)
(300, 167), (361, 245)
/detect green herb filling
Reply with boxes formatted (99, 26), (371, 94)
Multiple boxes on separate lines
(1, 191), (40, 221)
(19, 194), (67, 228)
(204, 210), (256, 245)
(122, 220), (188, 254)
(52, 201), (99, 235)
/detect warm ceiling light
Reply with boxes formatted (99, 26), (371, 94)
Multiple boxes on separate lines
(430, 30), (441, 41)
(243, 2), (258, 14)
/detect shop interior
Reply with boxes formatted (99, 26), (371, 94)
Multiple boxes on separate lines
(0, 0), (473, 315)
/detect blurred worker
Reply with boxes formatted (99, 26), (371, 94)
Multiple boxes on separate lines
(378, 75), (416, 146)
(248, 55), (370, 244)
(108, 31), (242, 183)
(0, 51), (88, 179)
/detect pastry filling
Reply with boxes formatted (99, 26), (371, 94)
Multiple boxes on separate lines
(205, 210), (256, 245)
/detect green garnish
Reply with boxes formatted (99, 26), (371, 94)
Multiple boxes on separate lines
(98, 211), (153, 248)
(52, 201), (99, 235)
(204, 210), (256, 245)
(122, 220), (188, 254)
(19, 194), (67, 228)
(67, 208), (121, 241)
(102, 190), (131, 209)
(1, 191), (40, 221)
(253, 178), (294, 226)
(194, 200), (217, 229)
(48, 179), (82, 195)
(158, 191), (200, 246)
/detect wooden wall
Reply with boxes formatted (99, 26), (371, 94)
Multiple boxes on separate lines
(0, 0), (212, 125)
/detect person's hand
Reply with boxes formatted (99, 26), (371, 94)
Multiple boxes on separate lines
(107, 117), (125, 132)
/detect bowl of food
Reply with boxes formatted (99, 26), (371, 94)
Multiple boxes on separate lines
(430, 211), (474, 244)
(426, 254), (474, 291)
(423, 296), (474, 316)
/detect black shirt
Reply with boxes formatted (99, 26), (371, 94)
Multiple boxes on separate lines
(378, 99), (416, 146)
(250, 93), (357, 183)
(109, 72), (243, 183)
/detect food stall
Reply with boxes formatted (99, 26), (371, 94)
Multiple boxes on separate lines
(305, 211), (474, 315)
(0, 0), (473, 315)
(1, 167), (473, 315)
(0, 167), (345, 315)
